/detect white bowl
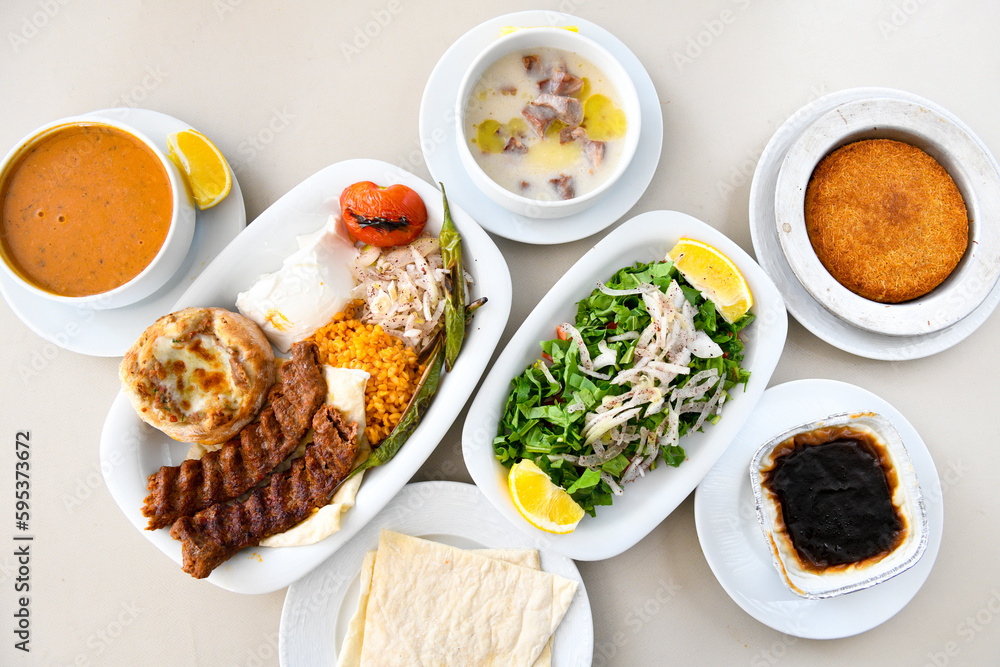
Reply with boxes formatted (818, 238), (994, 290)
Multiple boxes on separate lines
(773, 94), (1000, 336)
(0, 115), (196, 310)
(455, 27), (641, 220)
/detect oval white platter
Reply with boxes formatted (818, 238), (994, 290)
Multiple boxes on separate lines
(99, 159), (513, 593)
(694, 379), (943, 639)
(463, 210), (788, 560)
(279, 481), (593, 667)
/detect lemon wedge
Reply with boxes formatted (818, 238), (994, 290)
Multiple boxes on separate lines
(499, 25), (579, 36)
(508, 459), (585, 534)
(582, 94), (627, 140)
(166, 129), (232, 210)
(668, 238), (753, 324)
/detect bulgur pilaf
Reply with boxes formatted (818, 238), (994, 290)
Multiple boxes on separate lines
(310, 301), (424, 445)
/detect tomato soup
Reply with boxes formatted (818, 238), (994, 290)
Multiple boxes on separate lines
(0, 123), (173, 297)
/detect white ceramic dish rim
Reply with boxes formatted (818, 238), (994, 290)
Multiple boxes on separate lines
(0, 107), (246, 357)
(773, 95), (1000, 336)
(99, 158), (513, 593)
(0, 114), (196, 308)
(462, 210), (788, 561)
(748, 86), (1000, 360)
(419, 9), (663, 244)
(694, 379), (943, 639)
(749, 410), (929, 599)
(278, 481), (593, 667)
(454, 26), (641, 216)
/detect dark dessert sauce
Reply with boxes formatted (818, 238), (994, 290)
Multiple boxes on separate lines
(762, 427), (906, 570)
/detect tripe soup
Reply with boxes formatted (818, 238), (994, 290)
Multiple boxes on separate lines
(0, 123), (173, 297)
(464, 46), (627, 201)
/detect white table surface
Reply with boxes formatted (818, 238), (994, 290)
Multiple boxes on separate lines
(1, 1), (998, 665)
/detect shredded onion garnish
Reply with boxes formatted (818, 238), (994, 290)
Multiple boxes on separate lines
(597, 282), (644, 297)
(350, 233), (472, 351)
(607, 331), (639, 342)
(536, 360), (559, 388)
(577, 277), (729, 484)
(601, 471), (624, 496)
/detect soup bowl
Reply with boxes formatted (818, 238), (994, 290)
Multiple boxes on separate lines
(456, 27), (641, 219)
(0, 114), (196, 310)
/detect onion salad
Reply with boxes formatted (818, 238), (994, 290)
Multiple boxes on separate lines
(494, 260), (754, 516)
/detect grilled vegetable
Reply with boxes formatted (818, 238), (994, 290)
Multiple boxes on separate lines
(439, 183), (466, 371)
(340, 181), (428, 247)
(346, 185), (482, 478)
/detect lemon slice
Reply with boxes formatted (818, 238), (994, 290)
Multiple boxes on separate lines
(166, 129), (232, 210)
(668, 238), (753, 324)
(499, 25), (579, 35)
(508, 459), (585, 534)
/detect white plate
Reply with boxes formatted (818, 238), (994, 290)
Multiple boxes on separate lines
(462, 210), (788, 560)
(99, 159), (513, 593)
(0, 107), (246, 357)
(749, 87), (1000, 359)
(279, 481), (593, 667)
(419, 10), (663, 245)
(694, 379), (943, 639)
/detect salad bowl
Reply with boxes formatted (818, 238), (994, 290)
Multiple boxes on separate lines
(462, 210), (787, 560)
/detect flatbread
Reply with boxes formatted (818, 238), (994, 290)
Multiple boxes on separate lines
(341, 530), (576, 667)
(338, 551), (377, 667)
(337, 548), (555, 667)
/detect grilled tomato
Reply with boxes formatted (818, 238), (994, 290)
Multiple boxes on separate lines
(339, 181), (428, 247)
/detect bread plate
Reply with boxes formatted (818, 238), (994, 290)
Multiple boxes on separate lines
(462, 210), (787, 560)
(99, 159), (512, 593)
(279, 481), (592, 666)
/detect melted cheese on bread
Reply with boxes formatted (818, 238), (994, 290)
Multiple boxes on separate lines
(150, 333), (241, 419)
(119, 307), (275, 445)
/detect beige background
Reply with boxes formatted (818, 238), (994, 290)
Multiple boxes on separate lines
(2, 1), (999, 665)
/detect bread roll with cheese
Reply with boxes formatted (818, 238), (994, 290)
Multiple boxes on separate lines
(120, 307), (276, 444)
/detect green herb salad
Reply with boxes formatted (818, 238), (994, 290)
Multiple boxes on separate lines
(493, 259), (754, 516)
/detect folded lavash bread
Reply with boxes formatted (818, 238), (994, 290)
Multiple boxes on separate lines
(338, 548), (555, 667)
(337, 550), (378, 667)
(337, 530), (577, 667)
(186, 365), (370, 546)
